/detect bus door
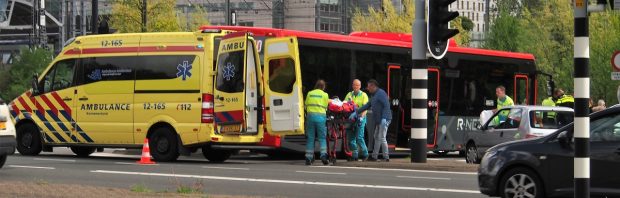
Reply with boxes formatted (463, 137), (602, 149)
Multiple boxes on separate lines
(262, 37), (305, 136)
(213, 32), (260, 134)
(387, 65), (403, 147)
(386, 65), (440, 148)
(514, 74), (529, 105)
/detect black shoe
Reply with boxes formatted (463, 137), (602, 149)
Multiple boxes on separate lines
(367, 157), (377, 162)
(321, 157), (329, 165)
(305, 159), (313, 165)
(361, 156), (369, 162)
(385, 159), (390, 162)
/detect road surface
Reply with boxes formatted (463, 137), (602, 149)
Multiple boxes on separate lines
(0, 149), (486, 198)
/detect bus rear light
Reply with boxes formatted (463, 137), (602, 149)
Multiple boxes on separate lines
(202, 94), (214, 123)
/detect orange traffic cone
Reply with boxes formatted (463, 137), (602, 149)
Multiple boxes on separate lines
(137, 138), (156, 165)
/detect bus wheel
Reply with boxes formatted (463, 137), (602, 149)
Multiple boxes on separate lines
(16, 123), (42, 156)
(466, 143), (480, 164)
(149, 127), (179, 162)
(202, 146), (232, 163)
(70, 147), (96, 157)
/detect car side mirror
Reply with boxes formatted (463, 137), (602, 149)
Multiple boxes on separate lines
(31, 73), (40, 95)
(558, 131), (572, 148)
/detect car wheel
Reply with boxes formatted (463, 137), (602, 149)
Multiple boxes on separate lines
(202, 146), (232, 163)
(499, 167), (544, 198)
(70, 147), (96, 157)
(465, 143), (480, 164)
(16, 124), (42, 156)
(149, 127), (179, 162)
(0, 155), (6, 169)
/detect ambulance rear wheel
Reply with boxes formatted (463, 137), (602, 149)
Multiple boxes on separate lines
(149, 127), (179, 162)
(70, 147), (96, 157)
(16, 123), (42, 156)
(202, 146), (232, 163)
(0, 155), (6, 168)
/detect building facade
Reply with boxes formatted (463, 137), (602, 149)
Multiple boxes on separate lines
(450, 0), (497, 47)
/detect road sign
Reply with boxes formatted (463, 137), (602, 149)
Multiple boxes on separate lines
(612, 72), (620, 80)
(613, 51), (620, 71)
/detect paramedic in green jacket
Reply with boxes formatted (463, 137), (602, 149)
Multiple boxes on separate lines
(344, 79), (369, 161)
(304, 80), (330, 165)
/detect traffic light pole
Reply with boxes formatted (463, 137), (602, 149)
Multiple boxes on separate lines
(574, 1), (590, 197)
(411, 0), (428, 163)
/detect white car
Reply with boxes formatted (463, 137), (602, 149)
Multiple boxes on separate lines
(0, 98), (17, 169)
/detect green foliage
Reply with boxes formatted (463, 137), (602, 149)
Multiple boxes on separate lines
(459, 16), (474, 31)
(451, 16), (472, 46)
(351, 0), (414, 33)
(178, 5), (211, 31)
(485, 0), (620, 104)
(109, 0), (204, 33)
(0, 47), (53, 101)
(130, 183), (152, 193)
(176, 180), (204, 194)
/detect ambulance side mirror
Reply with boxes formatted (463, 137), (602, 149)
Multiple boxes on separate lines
(31, 73), (40, 95)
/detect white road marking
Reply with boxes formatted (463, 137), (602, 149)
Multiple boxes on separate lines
(90, 170), (479, 194)
(9, 165), (56, 170)
(115, 162), (159, 166)
(397, 176), (452, 180)
(33, 158), (76, 162)
(295, 171), (346, 175)
(203, 166), (250, 171)
(313, 166), (477, 175)
(428, 158), (445, 161)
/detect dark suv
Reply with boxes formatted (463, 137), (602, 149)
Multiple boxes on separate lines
(478, 107), (620, 198)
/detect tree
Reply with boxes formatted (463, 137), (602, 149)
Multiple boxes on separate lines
(109, 0), (181, 33)
(351, 0), (414, 33)
(484, 0), (620, 104)
(177, 4), (211, 31)
(0, 48), (53, 101)
(451, 16), (472, 46)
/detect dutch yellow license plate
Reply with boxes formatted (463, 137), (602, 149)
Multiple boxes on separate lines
(0, 122), (5, 130)
(220, 124), (241, 133)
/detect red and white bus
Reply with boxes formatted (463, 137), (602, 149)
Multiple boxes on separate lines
(201, 26), (547, 156)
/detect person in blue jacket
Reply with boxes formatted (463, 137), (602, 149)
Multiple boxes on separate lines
(349, 79), (392, 162)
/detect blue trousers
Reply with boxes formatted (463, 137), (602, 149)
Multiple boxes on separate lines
(346, 117), (369, 159)
(305, 114), (327, 160)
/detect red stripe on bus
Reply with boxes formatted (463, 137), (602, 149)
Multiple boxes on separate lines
(51, 92), (72, 116)
(40, 94), (59, 116)
(17, 97), (32, 113)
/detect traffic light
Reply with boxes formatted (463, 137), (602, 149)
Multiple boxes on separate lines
(427, 0), (460, 59)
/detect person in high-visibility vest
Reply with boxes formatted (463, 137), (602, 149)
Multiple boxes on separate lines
(304, 79), (330, 166)
(344, 79), (369, 161)
(541, 96), (557, 120)
(494, 85), (514, 124)
(554, 88), (575, 109)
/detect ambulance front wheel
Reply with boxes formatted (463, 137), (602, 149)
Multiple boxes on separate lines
(148, 127), (180, 162)
(16, 123), (42, 156)
(202, 146), (232, 163)
(0, 155), (6, 169)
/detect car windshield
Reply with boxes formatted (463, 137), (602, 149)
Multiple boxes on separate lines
(530, 110), (574, 129)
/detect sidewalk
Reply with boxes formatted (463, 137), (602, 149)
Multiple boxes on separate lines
(336, 158), (479, 172)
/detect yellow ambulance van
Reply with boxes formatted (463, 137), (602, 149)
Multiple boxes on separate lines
(8, 30), (304, 162)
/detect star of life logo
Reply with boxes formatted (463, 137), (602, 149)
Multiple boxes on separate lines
(87, 69), (102, 81)
(176, 61), (193, 81)
(223, 62), (235, 81)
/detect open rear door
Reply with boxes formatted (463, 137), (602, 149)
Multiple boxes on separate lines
(262, 37), (304, 136)
(213, 32), (250, 134)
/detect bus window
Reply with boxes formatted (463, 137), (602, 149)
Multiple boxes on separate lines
(268, 58), (296, 94)
(298, 46), (351, 98)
